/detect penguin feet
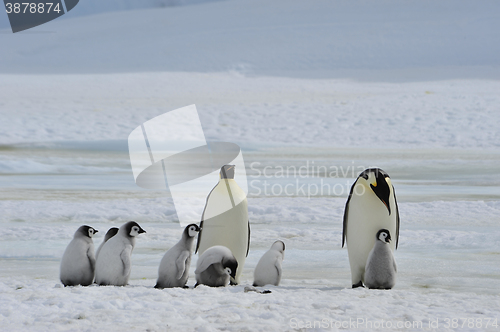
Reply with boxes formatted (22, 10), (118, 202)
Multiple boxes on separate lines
(352, 281), (364, 288)
(182, 285), (190, 289)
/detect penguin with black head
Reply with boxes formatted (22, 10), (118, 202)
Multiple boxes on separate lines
(342, 168), (399, 288)
(196, 165), (250, 284)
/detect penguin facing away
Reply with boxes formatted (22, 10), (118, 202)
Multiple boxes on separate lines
(195, 245), (238, 287)
(155, 224), (200, 289)
(253, 240), (285, 287)
(95, 227), (119, 261)
(364, 229), (397, 290)
(60, 225), (98, 286)
(196, 165), (250, 285)
(95, 221), (146, 286)
(342, 168), (400, 288)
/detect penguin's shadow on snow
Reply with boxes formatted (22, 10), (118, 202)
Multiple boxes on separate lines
(278, 286), (345, 292)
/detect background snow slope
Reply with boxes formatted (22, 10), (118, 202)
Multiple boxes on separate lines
(1, 0), (500, 80)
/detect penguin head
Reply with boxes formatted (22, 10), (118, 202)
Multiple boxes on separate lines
(219, 165), (235, 179)
(357, 168), (392, 215)
(376, 229), (392, 243)
(184, 224), (200, 238)
(222, 256), (238, 280)
(271, 240), (285, 253)
(124, 221), (146, 237)
(76, 225), (98, 239)
(104, 227), (119, 242)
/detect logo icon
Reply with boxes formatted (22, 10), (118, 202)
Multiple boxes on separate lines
(128, 105), (248, 227)
(3, 0), (79, 33)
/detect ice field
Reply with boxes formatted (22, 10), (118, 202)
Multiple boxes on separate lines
(1, 0), (500, 331)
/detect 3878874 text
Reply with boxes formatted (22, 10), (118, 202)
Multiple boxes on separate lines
(434, 318), (498, 329)
(5, 2), (62, 14)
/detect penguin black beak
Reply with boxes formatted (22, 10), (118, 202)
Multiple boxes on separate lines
(139, 228), (146, 234)
(94, 229), (99, 233)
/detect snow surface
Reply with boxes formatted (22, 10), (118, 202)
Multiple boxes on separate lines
(1, 0), (500, 331)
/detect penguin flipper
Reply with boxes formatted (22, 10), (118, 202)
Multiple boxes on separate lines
(393, 185), (400, 249)
(246, 220), (250, 257)
(120, 246), (132, 277)
(275, 260), (282, 281)
(195, 220), (204, 254)
(87, 247), (96, 272)
(393, 256), (398, 273)
(342, 179), (358, 248)
(175, 251), (190, 280)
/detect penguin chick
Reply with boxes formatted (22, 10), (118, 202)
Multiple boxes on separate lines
(95, 227), (119, 261)
(60, 225), (98, 286)
(195, 245), (238, 287)
(155, 224), (200, 289)
(95, 221), (146, 286)
(253, 240), (285, 287)
(364, 229), (397, 290)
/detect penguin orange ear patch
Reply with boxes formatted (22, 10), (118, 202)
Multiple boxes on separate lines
(4, 0), (79, 33)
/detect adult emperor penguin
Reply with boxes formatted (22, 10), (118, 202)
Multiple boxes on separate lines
(60, 225), (98, 286)
(155, 224), (200, 289)
(95, 221), (146, 286)
(196, 165), (249, 284)
(95, 227), (119, 261)
(253, 240), (285, 287)
(342, 168), (400, 288)
(195, 245), (238, 287)
(364, 229), (397, 289)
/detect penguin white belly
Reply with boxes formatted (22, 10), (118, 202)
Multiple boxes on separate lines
(60, 239), (94, 286)
(95, 238), (132, 286)
(347, 193), (396, 284)
(198, 180), (248, 283)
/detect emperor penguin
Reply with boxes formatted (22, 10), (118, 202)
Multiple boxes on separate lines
(155, 224), (200, 289)
(364, 229), (397, 290)
(342, 168), (399, 288)
(60, 225), (98, 286)
(253, 240), (285, 287)
(196, 165), (249, 285)
(195, 245), (238, 287)
(95, 221), (146, 286)
(95, 227), (119, 261)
